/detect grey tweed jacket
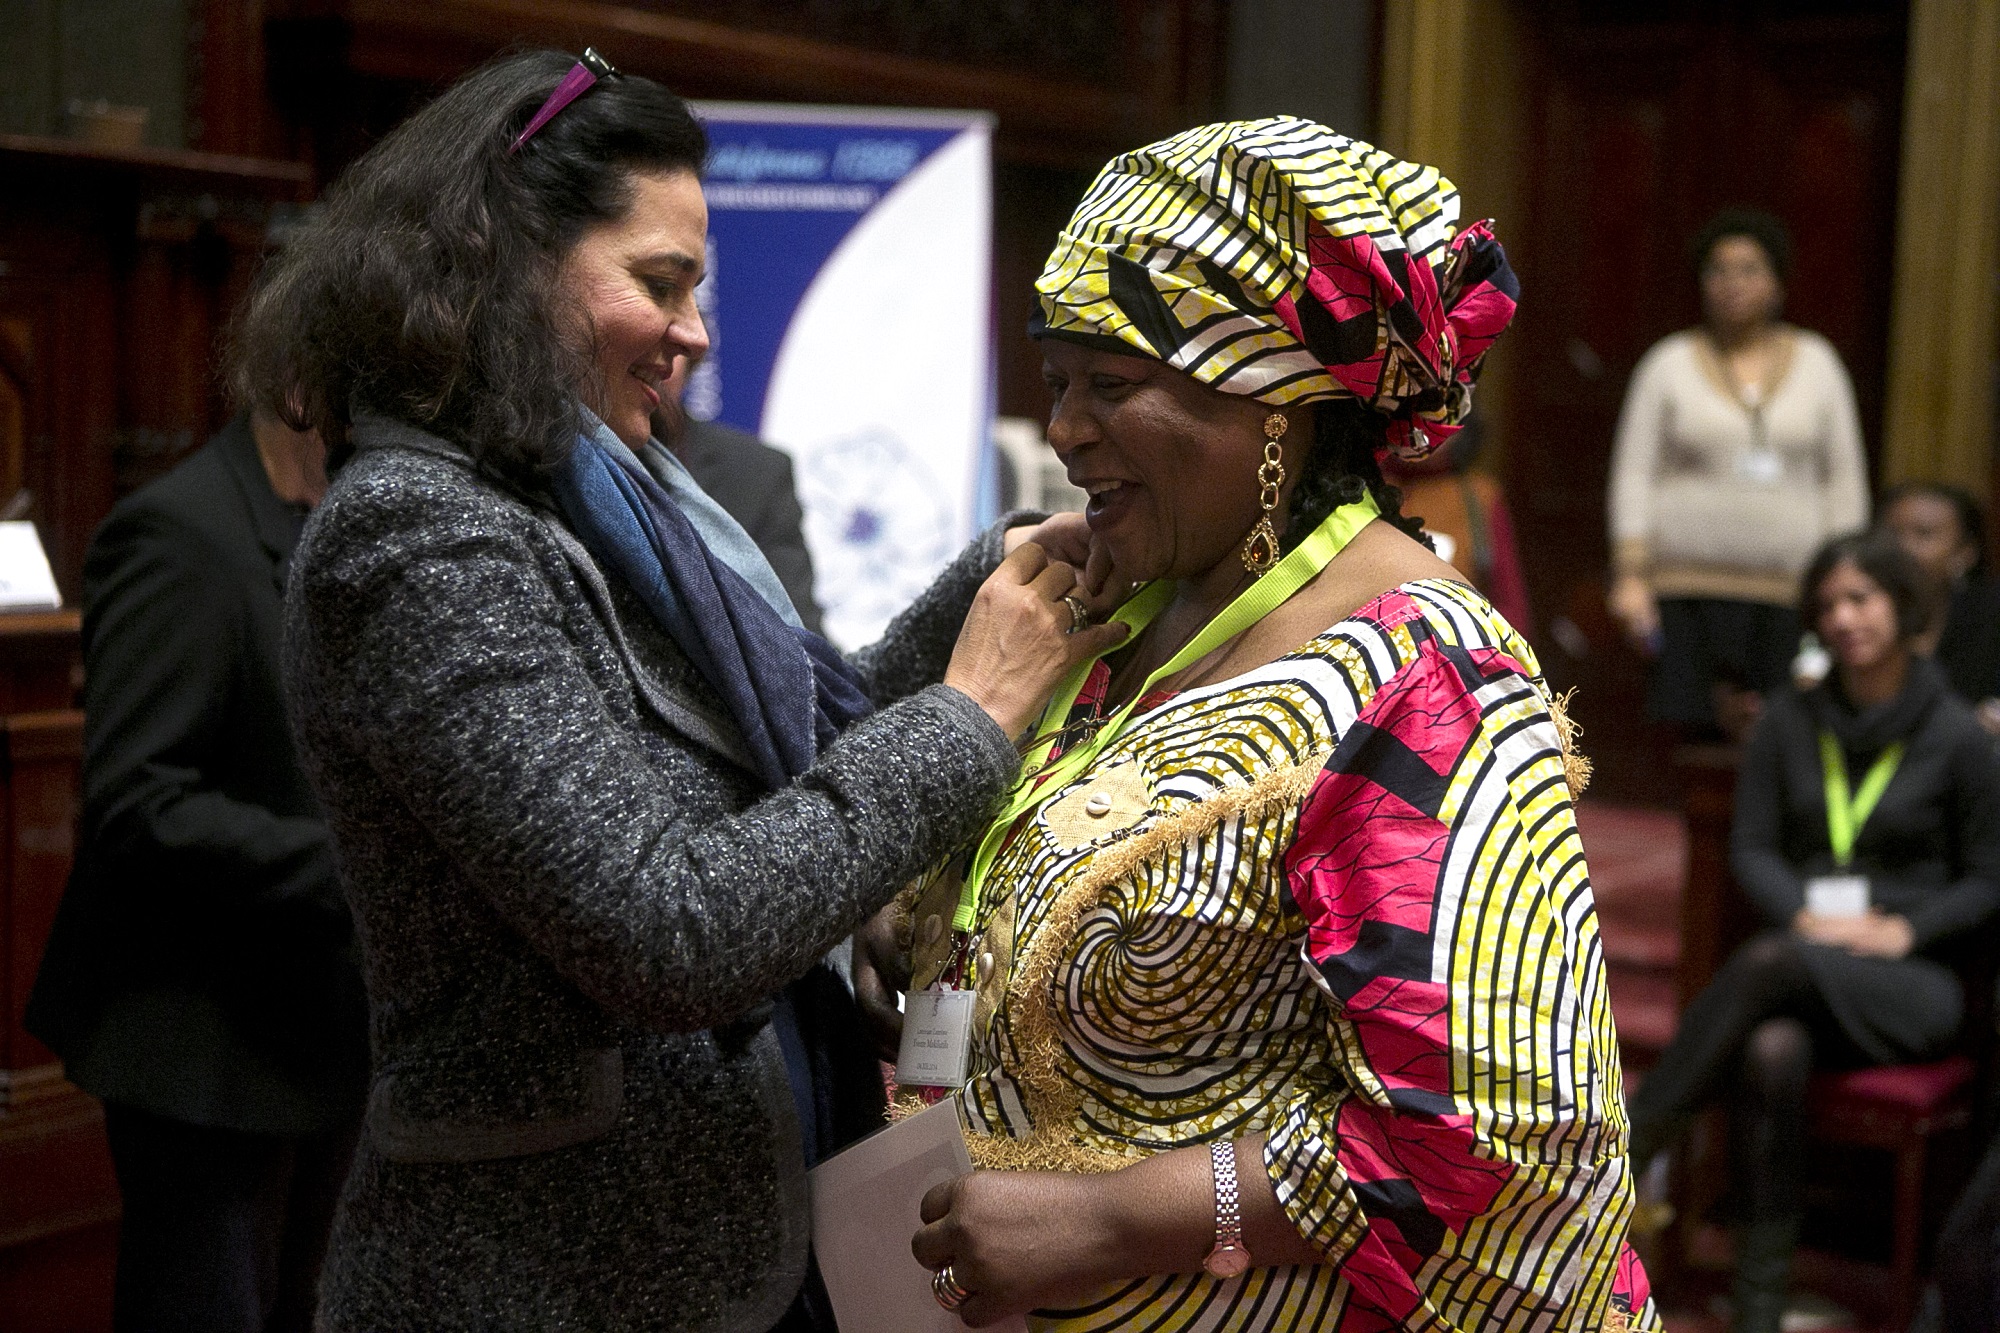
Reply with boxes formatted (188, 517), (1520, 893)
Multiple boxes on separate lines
(282, 418), (1021, 1332)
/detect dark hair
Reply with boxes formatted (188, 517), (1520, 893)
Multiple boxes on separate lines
(1800, 529), (1940, 642)
(1881, 480), (1989, 578)
(1691, 208), (1793, 284)
(1282, 399), (1427, 554)
(233, 49), (708, 488)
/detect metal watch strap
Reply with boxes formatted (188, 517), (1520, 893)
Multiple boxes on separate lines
(1206, 1138), (1247, 1272)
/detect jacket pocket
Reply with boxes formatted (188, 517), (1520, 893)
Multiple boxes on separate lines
(366, 1048), (623, 1162)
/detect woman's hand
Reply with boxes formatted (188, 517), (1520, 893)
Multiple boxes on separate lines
(912, 1171), (1126, 1326)
(1607, 573), (1660, 652)
(1793, 909), (1856, 948)
(851, 904), (908, 1062)
(1005, 514), (1131, 618)
(1792, 909), (1914, 959)
(946, 543), (1129, 739)
(911, 1138), (1325, 1325)
(1842, 911), (1914, 959)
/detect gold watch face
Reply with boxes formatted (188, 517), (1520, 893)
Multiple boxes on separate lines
(1203, 1245), (1251, 1279)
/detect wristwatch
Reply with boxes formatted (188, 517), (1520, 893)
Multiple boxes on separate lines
(1203, 1139), (1253, 1278)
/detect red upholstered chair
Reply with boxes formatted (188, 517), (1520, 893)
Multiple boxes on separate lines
(1806, 1056), (1977, 1324)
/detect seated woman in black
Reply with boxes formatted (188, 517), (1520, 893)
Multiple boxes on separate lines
(1627, 529), (2000, 1333)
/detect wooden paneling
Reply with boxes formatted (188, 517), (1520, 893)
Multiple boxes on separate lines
(0, 316), (28, 504)
(1495, 1), (1908, 803)
(0, 179), (117, 607)
(192, 0), (288, 159)
(262, 0), (1226, 173)
(0, 135), (309, 596)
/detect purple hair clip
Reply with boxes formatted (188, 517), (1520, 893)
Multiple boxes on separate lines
(508, 48), (618, 156)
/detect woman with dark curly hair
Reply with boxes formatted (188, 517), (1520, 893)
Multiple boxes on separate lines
(243, 49), (1125, 1332)
(1627, 529), (2000, 1333)
(867, 119), (1653, 1332)
(1607, 209), (1869, 739)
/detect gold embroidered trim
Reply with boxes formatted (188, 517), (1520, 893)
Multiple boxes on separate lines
(966, 1129), (1135, 1174)
(888, 1090), (1136, 1173)
(1546, 687), (1592, 802)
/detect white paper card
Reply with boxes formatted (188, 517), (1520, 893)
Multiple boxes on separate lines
(1806, 875), (1870, 918)
(896, 988), (976, 1087)
(0, 522), (61, 609)
(808, 1097), (1027, 1333)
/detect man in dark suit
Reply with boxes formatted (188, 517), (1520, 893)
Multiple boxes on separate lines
(27, 412), (368, 1333)
(653, 357), (823, 635)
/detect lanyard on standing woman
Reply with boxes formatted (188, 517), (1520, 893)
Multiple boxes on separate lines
(1818, 730), (1904, 868)
(950, 492), (1382, 933)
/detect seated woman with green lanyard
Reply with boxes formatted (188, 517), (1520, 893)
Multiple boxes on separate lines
(1627, 528), (2000, 1333)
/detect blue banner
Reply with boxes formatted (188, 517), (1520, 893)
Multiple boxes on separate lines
(692, 104), (993, 649)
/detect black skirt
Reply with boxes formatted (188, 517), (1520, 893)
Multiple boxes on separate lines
(1648, 597), (1801, 726)
(1798, 942), (1964, 1065)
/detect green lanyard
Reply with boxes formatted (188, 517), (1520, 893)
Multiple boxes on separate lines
(951, 492), (1382, 932)
(1818, 730), (1904, 868)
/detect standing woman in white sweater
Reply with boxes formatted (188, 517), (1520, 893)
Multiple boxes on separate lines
(1607, 210), (1868, 737)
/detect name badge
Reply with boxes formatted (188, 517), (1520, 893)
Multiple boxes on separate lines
(1736, 449), (1783, 485)
(896, 988), (976, 1088)
(1806, 875), (1869, 918)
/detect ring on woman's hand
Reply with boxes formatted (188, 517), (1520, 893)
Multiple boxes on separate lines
(1062, 594), (1090, 635)
(932, 1264), (973, 1311)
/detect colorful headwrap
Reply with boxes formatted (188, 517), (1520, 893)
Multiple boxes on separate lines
(1032, 117), (1519, 460)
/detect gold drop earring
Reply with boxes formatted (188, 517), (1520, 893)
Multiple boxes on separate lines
(1239, 412), (1287, 575)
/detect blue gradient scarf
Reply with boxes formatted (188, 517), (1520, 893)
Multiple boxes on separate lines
(551, 417), (872, 790)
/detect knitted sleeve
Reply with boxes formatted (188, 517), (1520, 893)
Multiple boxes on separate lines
(286, 465), (1021, 1033)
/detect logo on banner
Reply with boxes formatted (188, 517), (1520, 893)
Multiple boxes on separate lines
(797, 431), (956, 637)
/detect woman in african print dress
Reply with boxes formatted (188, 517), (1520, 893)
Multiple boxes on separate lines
(862, 120), (1652, 1333)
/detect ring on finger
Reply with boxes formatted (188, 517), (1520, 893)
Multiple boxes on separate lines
(1061, 594), (1089, 635)
(932, 1263), (973, 1311)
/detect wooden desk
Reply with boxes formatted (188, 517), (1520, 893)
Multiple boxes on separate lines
(0, 610), (113, 1333)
